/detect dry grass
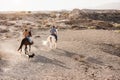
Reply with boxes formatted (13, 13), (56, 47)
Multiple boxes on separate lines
(114, 23), (120, 28)
(114, 30), (120, 33)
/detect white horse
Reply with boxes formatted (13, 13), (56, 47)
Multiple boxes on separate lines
(46, 35), (57, 49)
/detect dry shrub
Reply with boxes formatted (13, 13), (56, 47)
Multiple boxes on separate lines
(88, 26), (96, 29)
(114, 30), (120, 33)
(72, 54), (86, 62)
(113, 23), (120, 29)
(71, 25), (87, 30)
(0, 29), (9, 33)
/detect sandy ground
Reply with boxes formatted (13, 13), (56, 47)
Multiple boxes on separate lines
(0, 29), (120, 80)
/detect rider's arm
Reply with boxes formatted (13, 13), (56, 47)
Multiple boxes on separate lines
(29, 31), (32, 37)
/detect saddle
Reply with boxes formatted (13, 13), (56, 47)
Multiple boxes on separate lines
(51, 34), (57, 42)
(23, 37), (33, 44)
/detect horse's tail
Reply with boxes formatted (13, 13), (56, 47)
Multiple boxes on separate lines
(18, 39), (24, 51)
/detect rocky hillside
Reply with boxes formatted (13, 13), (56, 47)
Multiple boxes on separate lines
(70, 9), (120, 22)
(67, 9), (120, 29)
(0, 9), (120, 30)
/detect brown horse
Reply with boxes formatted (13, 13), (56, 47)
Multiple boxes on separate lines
(18, 38), (33, 54)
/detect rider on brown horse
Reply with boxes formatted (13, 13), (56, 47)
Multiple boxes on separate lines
(18, 28), (33, 52)
(23, 29), (32, 43)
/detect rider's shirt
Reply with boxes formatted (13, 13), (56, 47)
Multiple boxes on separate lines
(23, 31), (29, 38)
(50, 28), (57, 35)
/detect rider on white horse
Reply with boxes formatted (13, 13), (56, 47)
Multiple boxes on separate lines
(50, 26), (58, 42)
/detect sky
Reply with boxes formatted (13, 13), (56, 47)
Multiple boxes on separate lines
(0, 0), (119, 11)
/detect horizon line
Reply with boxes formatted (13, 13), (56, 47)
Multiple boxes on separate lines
(0, 8), (119, 12)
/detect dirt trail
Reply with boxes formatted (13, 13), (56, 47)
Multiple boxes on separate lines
(0, 30), (120, 80)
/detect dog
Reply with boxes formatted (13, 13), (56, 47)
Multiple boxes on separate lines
(27, 53), (35, 58)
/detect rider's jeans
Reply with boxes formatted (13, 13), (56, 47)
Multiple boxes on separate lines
(27, 37), (32, 43)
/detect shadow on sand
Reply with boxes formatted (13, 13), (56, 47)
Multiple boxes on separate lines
(0, 59), (8, 73)
(99, 43), (120, 57)
(33, 55), (70, 69)
(52, 48), (77, 58)
(86, 57), (104, 66)
(52, 48), (105, 66)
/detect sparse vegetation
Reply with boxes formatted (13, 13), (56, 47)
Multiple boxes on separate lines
(88, 26), (96, 29)
(0, 9), (120, 30)
(113, 23), (120, 29)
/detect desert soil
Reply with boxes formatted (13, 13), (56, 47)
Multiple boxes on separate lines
(0, 29), (120, 80)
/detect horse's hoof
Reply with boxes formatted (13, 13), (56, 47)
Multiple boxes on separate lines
(18, 51), (21, 54)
